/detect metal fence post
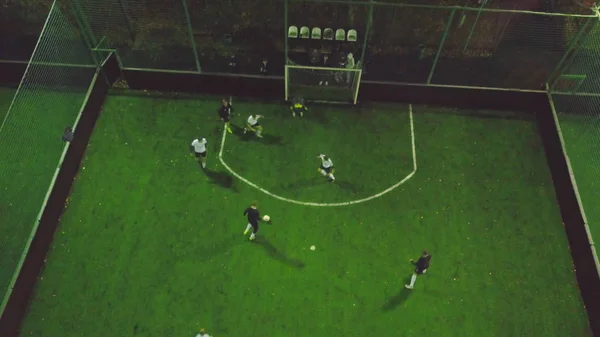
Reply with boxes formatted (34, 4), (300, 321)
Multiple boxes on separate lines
(494, 6), (516, 50)
(70, 0), (100, 66)
(551, 17), (597, 90)
(181, 0), (201, 73)
(284, 0), (289, 66)
(359, 0), (374, 69)
(463, 1), (486, 52)
(116, 0), (136, 44)
(427, 8), (455, 85)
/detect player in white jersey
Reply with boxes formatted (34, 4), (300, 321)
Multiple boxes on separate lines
(190, 137), (208, 169)
(317, 154), (335, 182)
(345, 53), (356, 85)
(244, 114), (264, 138)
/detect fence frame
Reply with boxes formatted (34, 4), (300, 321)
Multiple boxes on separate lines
(284, 0), (598, 93)
(0, 0), (106, 320)
(70, 0), (101, 66)
(544, 6), (600, 282)
(0, 1), (58, 316)
(0, 52), (119, 337)
(547, 17), (598, 90)
(546, 85), (600, 280)
(427, 7), (455, 84)
(181, 0), (201, 72)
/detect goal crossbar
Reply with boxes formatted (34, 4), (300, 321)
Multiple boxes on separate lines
(286, 64), (362, 72)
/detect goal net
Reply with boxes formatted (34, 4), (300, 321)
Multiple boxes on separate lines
(285, 64), (362, 105)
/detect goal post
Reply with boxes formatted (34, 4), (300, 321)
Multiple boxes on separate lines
(285, 64), (362, 105)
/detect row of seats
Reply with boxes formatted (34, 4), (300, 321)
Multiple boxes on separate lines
(288, 26), (358, 42)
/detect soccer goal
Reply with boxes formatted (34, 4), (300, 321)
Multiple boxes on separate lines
(285, 64), (362, 105)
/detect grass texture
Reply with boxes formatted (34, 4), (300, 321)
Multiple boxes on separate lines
(0, 86), (90, 308)
(20, 92), (590, 337)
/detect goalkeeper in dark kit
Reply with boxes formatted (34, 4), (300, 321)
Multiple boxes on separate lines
(290, 96), (308, 118)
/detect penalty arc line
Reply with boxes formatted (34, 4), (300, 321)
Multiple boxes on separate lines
(218, 104), (417, 207)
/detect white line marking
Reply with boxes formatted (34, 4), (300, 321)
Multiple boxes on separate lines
(218, 104), (416, 207)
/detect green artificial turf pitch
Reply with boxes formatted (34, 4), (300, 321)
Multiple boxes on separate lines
(20, 92), (590, 337)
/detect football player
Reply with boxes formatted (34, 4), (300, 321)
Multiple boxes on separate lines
(317, 154), (335, 182)
(405, 250), (432, 290)
(218, 98), (233, 134)
(190, 137), (208, 169)
(243, 202), (262, 241)
(290, 96), (308, 118)
(345, 53), (356, 85)
(244, 114), (264, 138)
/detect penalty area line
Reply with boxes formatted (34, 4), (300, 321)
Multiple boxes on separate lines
(218, 104), (417, 207)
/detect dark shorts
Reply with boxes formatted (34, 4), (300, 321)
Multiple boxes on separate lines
(250, 221), (259, 232)
(248, 122), (260, 127)
(195, 151), (206, 158)
(415, 268), (425, 275)
(320, 165), (334, 173)
(221, 116), (230, 123)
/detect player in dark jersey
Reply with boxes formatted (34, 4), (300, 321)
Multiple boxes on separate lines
(405, 250), (431, 289)
(290, 96), (308, 118)
(218, 98), (233, 134)
(334, 52), (347, 84)
(243, 202), (261, 241)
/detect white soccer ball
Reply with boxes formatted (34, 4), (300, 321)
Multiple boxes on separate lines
(263, 215), (270, 222)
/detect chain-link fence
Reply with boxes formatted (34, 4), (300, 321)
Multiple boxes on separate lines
(364, 4), (596, 89)
(68, 0), (286, 73)
(549, 13), (600, 274)
(74, 0), (199, 71)
(0, 0), (52, 61)
(2, 1), (597, 90)
(3, 0), (594, 90)
(0, 0), (98, 315)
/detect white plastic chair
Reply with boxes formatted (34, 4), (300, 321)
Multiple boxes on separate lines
(347, 29), (357, 42)
(335, 29), (346, 41)
(311, 27), (322, 39)
(288, 26), (298, 38)
(300, 26), (310, 39)
(323, 28), (334, 40)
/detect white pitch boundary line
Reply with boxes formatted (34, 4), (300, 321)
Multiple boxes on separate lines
(218, 104), (416, 207)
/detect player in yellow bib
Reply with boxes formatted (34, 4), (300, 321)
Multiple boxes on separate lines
(290, 96), (308, 118)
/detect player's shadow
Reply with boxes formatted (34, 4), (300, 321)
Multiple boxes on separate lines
(255, 237), (305, 269)
(261, 134), (284, 146)
(205, 169), (236, 191)
(237, 131), (283, 146)
(335, 181), (362, 194)
(381, 276), (413, 312)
